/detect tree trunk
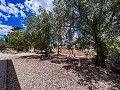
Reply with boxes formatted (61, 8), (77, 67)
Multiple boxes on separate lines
(57, 45), (60, 55)
(0, 49), (2, 52)
(45, 50), (48, 57)
(71, 49), (73, 55)
(50, 49), (52, 53)
(92, 21), (106, 67)
(17, 46), (19, 52)
(95, 39), (106, 67)
(33, 47), (35, 52)
(41, 50), (43, 54)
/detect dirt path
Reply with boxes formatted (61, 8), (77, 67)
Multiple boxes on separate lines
(0, 53), (120, 90)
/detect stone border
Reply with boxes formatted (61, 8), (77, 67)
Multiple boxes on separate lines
(0, 60), (7, 90)
(4, 60), (7, 90)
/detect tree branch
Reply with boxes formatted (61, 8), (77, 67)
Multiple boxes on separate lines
(63, 25), (92, 35)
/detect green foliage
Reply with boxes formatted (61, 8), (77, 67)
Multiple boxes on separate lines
(107, 36), (120, 52)
(4, 35), (8, 43)
(7, 31), (23, 50)
(106, 36), (120, 61)
(0, 39), (6, 51)
(26, 7), (52, 51)
(6, 26), (31, 51)
(11, 26), (22, 31)
(53, 0), (119, 66)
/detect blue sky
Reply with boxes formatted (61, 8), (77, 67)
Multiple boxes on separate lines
(0, 0), (53, 38)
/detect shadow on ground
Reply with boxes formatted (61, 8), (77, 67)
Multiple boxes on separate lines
(50, 56), (120, 90)
(18, 54), (67, 61)
(6, 60), (21, 90)
(19, 55), (42, 59)
(18, 54), (120, 90)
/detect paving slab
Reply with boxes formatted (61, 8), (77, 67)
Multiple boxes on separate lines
(0, 60), (7, 90)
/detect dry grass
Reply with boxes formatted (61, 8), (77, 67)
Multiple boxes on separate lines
(52, 49), (85, 57)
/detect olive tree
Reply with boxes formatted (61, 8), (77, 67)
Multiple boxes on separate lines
(53, 0), (120, 67)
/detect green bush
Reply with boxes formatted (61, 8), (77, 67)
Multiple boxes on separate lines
(0, 39), (6, 51)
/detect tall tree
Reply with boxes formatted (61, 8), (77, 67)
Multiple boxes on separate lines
(53, 0), (120, 67)
(7, 26), (26, 52)
(26, 7), (52, 56)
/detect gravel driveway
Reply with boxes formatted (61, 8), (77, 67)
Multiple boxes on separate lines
(0, 53), (119, 90)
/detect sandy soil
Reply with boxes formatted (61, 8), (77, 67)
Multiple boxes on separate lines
(0, 52), (120, 90)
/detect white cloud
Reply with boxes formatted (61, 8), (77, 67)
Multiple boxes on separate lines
(0, 0), (54, 35)
(0, 3), (19, 17)
(0, 0), (6, 5)
(45, 0), (54, 11)
(0, 12), (10, 21)
(8, 3), (19, 17)
(16, 3), (25, 10)
(0, 0), (54, 20)
(0, 21), (2, 23)
(0, 2), (26, 19)
(24, 0), (40, 14)
(20, 10), (26, 18)
(0, 4), (7, 12)
(24, 0), (53, 14)
(0, 24), (12, 35)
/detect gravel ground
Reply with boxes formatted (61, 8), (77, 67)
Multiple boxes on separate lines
(0, 52), (120, 90)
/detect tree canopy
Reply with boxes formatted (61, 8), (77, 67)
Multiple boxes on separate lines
(52, 0), (120, 66)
